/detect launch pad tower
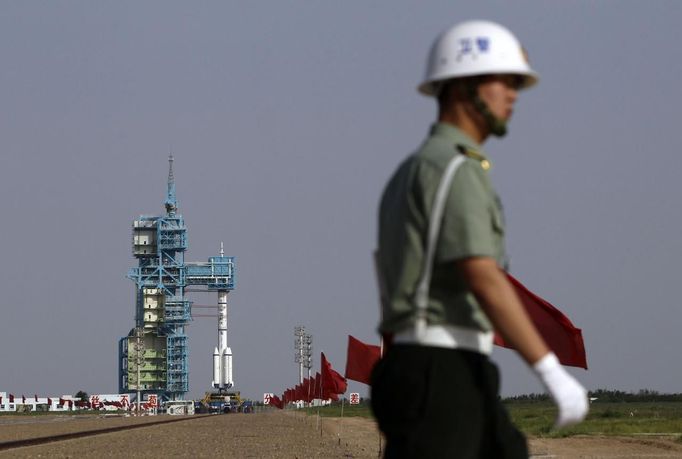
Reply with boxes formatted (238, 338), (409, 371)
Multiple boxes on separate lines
(118, 157), (236, 401)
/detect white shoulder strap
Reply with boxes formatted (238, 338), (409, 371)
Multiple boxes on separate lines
(414, 154), (466, 336)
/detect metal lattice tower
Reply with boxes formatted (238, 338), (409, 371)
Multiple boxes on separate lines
(294, 327), (313, 383)
(118, 156), (236, 402)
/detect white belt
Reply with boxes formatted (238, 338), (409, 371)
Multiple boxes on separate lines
(394, 324), (494, 356)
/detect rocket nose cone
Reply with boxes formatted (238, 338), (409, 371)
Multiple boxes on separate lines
(213, 347), (220, 355)
(225, 347), (232, 355)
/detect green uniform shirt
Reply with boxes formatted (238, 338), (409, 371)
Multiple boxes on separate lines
(377, 123), (507, 334)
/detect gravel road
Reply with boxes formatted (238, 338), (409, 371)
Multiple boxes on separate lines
(2, 412), (682, 458)
(0, 411), (379, 458)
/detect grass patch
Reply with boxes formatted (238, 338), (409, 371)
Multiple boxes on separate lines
(303, 403), (373, 419)
(506, 401), (682, 437)
(298, 400), (682, 438)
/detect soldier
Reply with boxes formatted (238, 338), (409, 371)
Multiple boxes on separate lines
(371, 20), (588, 458)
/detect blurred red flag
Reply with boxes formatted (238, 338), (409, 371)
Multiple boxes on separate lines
(495, 273), (588, 369)
(9, 394), (14, 403)
(269, 394), (283, 409)
(302, 378), (311, 402)
(344, 335), (381, 385)
(313, 372), (322, 399)
(321, 352), (348, 394)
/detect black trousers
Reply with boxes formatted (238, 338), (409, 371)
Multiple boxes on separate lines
(371, 345), (528, 459)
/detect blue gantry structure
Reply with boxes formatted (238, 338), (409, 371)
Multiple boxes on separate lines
(118, 156), (236, 401)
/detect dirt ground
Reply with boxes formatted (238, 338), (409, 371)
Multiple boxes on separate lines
(1, 412), (682, 458)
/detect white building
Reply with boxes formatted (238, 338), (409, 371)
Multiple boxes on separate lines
(0, 392), (78, 412)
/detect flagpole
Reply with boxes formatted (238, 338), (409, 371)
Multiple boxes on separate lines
(317, 367), (322, 435)
(339, 395), (345, 445)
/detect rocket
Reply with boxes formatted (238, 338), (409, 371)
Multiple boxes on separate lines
(212, 289), (233, 389)
(212, 244), (234, 389)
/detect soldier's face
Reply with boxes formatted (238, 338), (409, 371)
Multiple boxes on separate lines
(478, 74), (521, 121)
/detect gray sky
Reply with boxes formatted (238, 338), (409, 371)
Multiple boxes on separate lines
(1, 1), (681, 401)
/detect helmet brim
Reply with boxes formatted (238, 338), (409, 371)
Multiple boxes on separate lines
(418, 70), (539, 97)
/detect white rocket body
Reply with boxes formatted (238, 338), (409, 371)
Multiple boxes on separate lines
(212, 288), (233, 389)
(212, 347), (221, 388)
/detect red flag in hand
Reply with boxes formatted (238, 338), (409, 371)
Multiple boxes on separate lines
(495, 273), (588, 369)
(344, 335), (381, 385)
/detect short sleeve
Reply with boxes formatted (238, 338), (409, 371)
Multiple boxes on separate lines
(436, 160), (498, 262)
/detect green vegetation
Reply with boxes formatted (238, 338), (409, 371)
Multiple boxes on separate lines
(503, 389), (682, 437)
(302, 390), (682, 439)
(506, 401), (682, 437)
(303, 401), (373, 419)
(505, 389), (682, 404)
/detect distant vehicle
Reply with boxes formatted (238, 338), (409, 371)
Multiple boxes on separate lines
(200, 390), (242, 414)
(165, 400), (195, 415)
(241, 400), (254, 413)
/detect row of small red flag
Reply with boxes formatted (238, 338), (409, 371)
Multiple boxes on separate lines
(267, 352), (349, 409)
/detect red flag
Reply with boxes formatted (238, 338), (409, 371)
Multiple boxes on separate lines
(314, 372), (322, 399)
(305, 378), (314, 403)
(321, 352), (348, 394)
(9, 394), (14, 403)
(345, 335), (381, 385)
(302, 378), (311, 402)
(269, 394), (283, 409)
(48, 398), (52, 405)
(494, 273), (588, 369)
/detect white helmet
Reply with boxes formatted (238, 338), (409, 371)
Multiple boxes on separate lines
(418, 20), (539, 96)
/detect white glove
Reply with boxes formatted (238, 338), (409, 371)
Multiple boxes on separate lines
(533, 352), (589, 428)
